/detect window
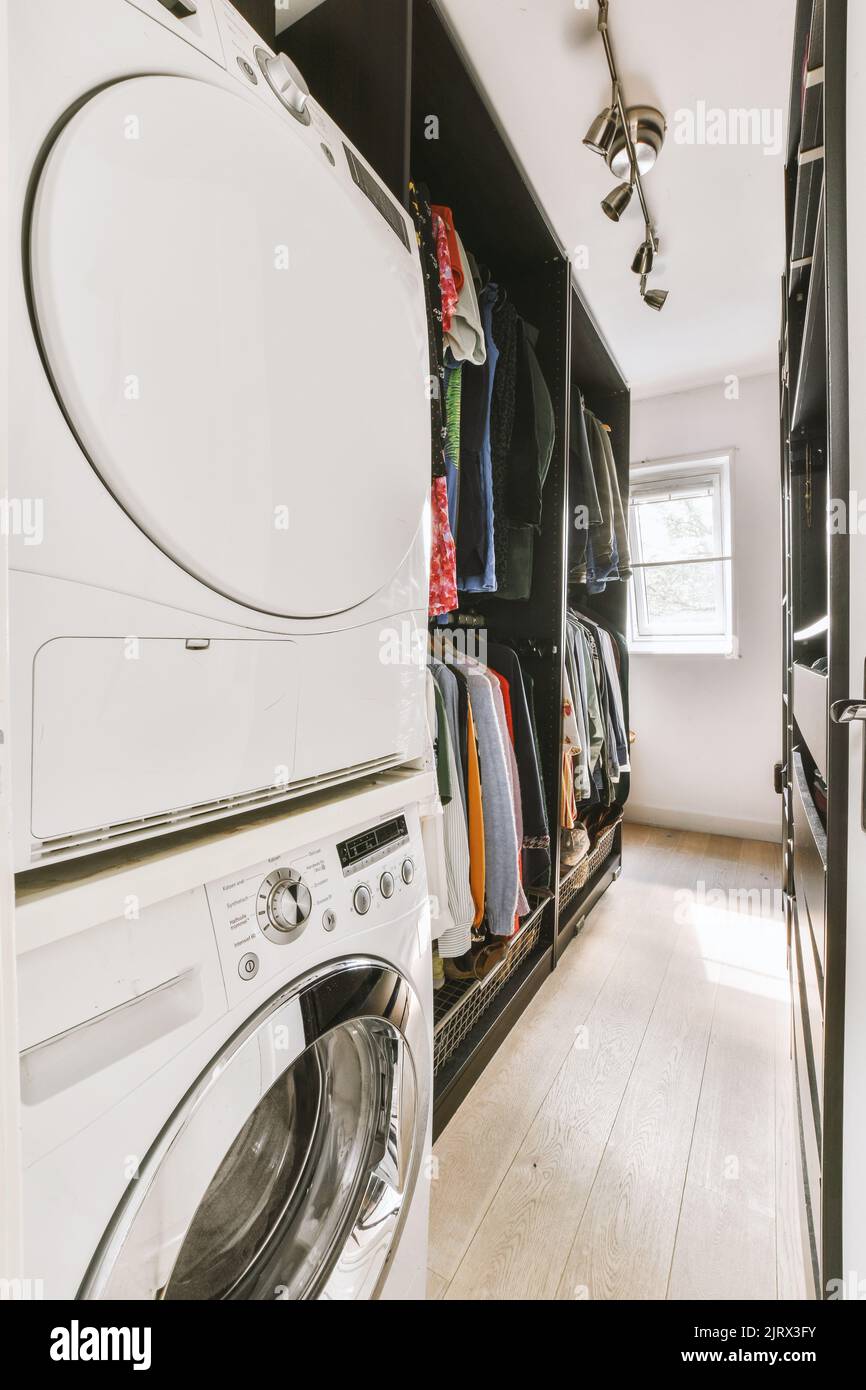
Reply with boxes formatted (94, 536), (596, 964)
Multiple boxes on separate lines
(627, 452), (735, 655)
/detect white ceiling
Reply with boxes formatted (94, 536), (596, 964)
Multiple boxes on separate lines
(439, 0), (796, 398)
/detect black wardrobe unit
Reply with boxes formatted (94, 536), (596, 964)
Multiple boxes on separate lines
(277, 0), (630, 1136)
(779, 0), (848, 1297)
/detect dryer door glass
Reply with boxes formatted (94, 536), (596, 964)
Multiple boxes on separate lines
(79, 960), (429, 1300)
(166, 1021), (392, 1300)
(28, 76), (429, 618)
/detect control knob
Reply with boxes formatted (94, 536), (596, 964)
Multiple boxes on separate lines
(256, 868), (312, 946)
(269, 878), (312, 932)
(256, 49), (310, 119)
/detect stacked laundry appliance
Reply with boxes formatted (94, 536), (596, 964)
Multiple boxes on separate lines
(9, 0), (434, 1301)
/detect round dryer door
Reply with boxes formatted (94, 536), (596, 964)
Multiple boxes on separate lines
(78, 959), (429, 1301)
(28, 77), (430, 617)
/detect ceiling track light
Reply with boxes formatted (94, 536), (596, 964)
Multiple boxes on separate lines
(583, 94), (620, 157)
(601, 180), (633, 222)
(585, 0), (669, 310)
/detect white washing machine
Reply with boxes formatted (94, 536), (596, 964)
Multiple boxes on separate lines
(8, 0), (431, 872)
(16, 772), (434, 1299)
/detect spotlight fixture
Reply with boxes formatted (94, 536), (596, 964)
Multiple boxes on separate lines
(607, 105), (666, 179)
(583, 0), (668, 309)
(583, 99), (620, 157)
(643, 287), (669, 311)
(601, 181), (633, 222)
(631, 238), (654, 275)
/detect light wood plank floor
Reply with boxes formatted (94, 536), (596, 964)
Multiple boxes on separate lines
(427, 823), (806, 1301)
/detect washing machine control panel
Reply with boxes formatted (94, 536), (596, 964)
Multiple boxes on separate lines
(205, 804), (425, 1006)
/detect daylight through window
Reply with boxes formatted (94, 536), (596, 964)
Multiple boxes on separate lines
(627, 453), (734, 655)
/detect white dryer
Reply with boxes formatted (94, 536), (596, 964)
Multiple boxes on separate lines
(16, 773), (433, 1300)
(8, 0), (431, 871)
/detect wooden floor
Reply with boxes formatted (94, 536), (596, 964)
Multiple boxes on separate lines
(427, 823), (807, 1301)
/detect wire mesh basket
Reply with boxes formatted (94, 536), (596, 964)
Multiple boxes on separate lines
(559, 815), (622, 913)
(432, 901), (546, 1076)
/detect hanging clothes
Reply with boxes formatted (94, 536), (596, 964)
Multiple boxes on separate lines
(429, 640), (543, 944)
(489, 292), (520, 591)
(432, 209), (459, 334)
(429, 477), (458, 617)
(562, 610), (631, 836)
(487, 641), (551, 888)
(431, 676), (474, 959)
(421, 671), (456, 947)
(569, 391), (603, 577)
(570, 406), (630, 594)
(415, 199), (556, 608)
(443, 360), (463, 542)
(580, 605), (632, 804)
(456, 281), (499, 592)
(496, 321), (556, 601)
(431, 204), (465, 296)
(408, 181), (458, 617)
(407, 181), (446, 478)
(445, 229), (486, 366)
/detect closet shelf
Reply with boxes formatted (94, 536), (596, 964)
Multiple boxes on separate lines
(799, 69), (824, 153)
(793, 661), (828, 783)
(790, 147), (824, 266)
(784, 0), (824, 162)
(790, 186), (826, 432)
(788, 255), (812, 303)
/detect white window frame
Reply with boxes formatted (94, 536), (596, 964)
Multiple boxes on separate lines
(627, 450), (736, 656)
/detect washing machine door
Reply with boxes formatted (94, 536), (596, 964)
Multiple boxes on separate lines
(79, 959), (430, 1301)
(27, 75), (430, 618)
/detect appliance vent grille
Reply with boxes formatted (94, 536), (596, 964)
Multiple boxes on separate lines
(30, 754), (406, 865)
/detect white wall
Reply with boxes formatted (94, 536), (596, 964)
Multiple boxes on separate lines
(626, 372), (782, 842)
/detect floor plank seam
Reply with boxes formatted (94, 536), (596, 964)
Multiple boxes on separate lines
(554, 915), (691, 1300)
(441, 914), (635, 1296)
(664, 973), (721, 1301)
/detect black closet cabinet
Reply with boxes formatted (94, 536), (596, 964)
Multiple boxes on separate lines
(779, 0), (856, 1299)
(281, 0), (631, 1136)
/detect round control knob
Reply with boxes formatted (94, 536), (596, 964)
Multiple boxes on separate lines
(256, 48), (310, 119)
(380, 870), (395, 900)
(353, 884), (372, 916)
(401, 858), (415, 885)
(269, 878), (313, 932)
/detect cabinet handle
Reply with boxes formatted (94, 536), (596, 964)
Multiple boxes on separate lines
(830, 699), (866, 724)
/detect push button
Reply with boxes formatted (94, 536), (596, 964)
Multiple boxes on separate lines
(353, 884), (372, 915)
(401, 858), (415, 885)
(238, 952), (259, 981)
(380, 871), (395, 899)
(322, 909), (337, 932)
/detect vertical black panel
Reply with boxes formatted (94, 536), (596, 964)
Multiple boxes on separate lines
(232, 0), (276, 43)
(568, 287), (631, 734)
(781, 0), (849, 1299)
(277, 0), (412, 200)
(821, 0), (849, 1297)
(410, 0), (559, 270)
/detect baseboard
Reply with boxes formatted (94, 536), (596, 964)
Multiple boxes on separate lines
(625, 803), (782, 844)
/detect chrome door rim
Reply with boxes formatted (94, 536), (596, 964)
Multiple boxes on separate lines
(78, 956), (430, 1301)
